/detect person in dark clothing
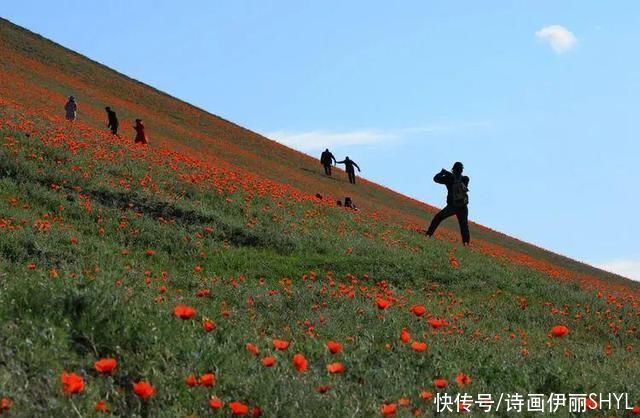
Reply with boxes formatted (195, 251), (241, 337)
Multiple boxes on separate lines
(105, 107), (119, 136)
(426, 162), (470, 245)
(336, 156), (361, 184)
(133, 119), (148, 144)
(320, 148), (337, 176)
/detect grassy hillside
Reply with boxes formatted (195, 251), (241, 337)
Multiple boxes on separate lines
(1, 18), (639, 417)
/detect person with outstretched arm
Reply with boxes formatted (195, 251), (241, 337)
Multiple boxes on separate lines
(105, 107), (119, 136)
(336, 156), (361, 184)
(425, 161), (470, 245)
(320, 148), (337, 176)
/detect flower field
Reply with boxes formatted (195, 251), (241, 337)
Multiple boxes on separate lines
(1, 18), (639, 417)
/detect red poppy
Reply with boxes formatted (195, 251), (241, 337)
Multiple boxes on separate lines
(229, 401), (250, 415)
(455, 373), (472, 386)
(326, 341), (343, 354)
(550, 325), (569, 337)
(145, 249), (155, 256)
(95, 400), (110, 412)
(420, 391), (433, 400)
(381, 403), (397, 416)
(400, 328), (411, 343)
(262, 356), (277, 367)
(133, 381), (155, 400)
(433, 378), (447, 389)
(326, 362), (345, 374)
(292, 353), (308, 372)
(409, 305), (426, 317)
(61, 372), (84, 395)
(411, 341), (427, 352)
(199, 373), (216, 386)
(94, 358), (117, 374)
(398, 398), (410, 406)
(209, 396), (223, 409)
(203, 319), (216, 332)
(185, 374), (198, 387)
(316, 385), (331, 393)
(427, 318), (447, 329)
(246, 343), (259, 355)
(632, 405), (640, 415)
(0, 398), (12, 411)
(272, 339), (290, 350)
(173, 304), (197, 319)
(253, 406), (262, 417)
(376, 298), (391, 310)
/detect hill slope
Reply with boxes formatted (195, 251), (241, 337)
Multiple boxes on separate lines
(1, 18), (639, 417)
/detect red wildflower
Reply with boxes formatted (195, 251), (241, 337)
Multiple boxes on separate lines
(133, 381), (155, 400)
(0, 398), (12, 411)
(326, 362), (345, 374)
(411, 341), (427, 352)
(409, 305), (426, 317)
(381, 403), (397, 416)
(272, 339), (290, 350)
(94, 358), (117, 374)
(316, 385), (331, 393)
(433, 378), (448, 389)
(376, 298), (391, 310)
(550, 325), (569, 337)
(400, 328), (411, 343)
(326, 341), (343, 354)
(420, 391), (433, 400)
(427, 318), (447, 329)
(199, 373), (216, 386)
(209, 396), (223, 409)
(61, 372), (84, 395)
(292, 353), (308, 372)
(229, 401), (250, 415)
(246, 343), (259, 355)
(253, 406), (262, 417)
(173, 304), (197, 319)
(455, 373), (472, 386)
(185, 374), (197, 387)
(632, 405), (640, 415)
(145, 249), (155, 256)
(262, 356), (277, 367)
(203, 319), (216, 332)
(95, 400), (110, 412)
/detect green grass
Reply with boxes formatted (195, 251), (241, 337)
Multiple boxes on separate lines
(1, 99), (639, 417)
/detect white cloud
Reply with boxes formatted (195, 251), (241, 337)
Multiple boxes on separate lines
(597, 260), (640, 282)
(535, 25), (578, 54)
(264, 129), (396, 152)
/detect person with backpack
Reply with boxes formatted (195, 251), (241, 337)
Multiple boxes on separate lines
(133, 119), (148, 144)
(425, 162), (470, 245)
(320, 148), (337, 176)
(336, 156), (361, 184)
(64, 96), (77, 121)
(105, 107), (119, 136)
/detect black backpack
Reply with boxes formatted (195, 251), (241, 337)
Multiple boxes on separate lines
(451, 177), (469, 206)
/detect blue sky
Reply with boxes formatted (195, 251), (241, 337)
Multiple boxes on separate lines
(3, 1), (639, 280)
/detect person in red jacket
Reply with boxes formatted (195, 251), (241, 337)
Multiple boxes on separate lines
(133, 119), (148, 144)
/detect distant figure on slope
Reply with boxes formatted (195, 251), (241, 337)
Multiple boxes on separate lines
(320, 148), (337, 176)
(64, 96), (77, 121)
(133, 119), (148, 144)
(105, 107), (119, 136)
(425, 161), (470, 245)
(337, 156), (361, 184)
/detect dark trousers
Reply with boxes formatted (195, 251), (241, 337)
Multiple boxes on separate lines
(110, 124), (119, 135)
(347, 171), (356, 184)
(323, 164), (332, 176)
(426, 204), (470, 244)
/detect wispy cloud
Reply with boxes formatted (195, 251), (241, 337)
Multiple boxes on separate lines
(535, 25), (578, 54)
(597, 259), (640, 282)
(264, 123), (486, 152)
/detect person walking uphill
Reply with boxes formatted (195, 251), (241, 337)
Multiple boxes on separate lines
(105, 107), (119, 136)
(337, 156), (361, 184)
(133, 119), (148, 145)
(320, 148), (337, 176)
(425, 162), (470, 245)
(64, 96), (77, 121)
